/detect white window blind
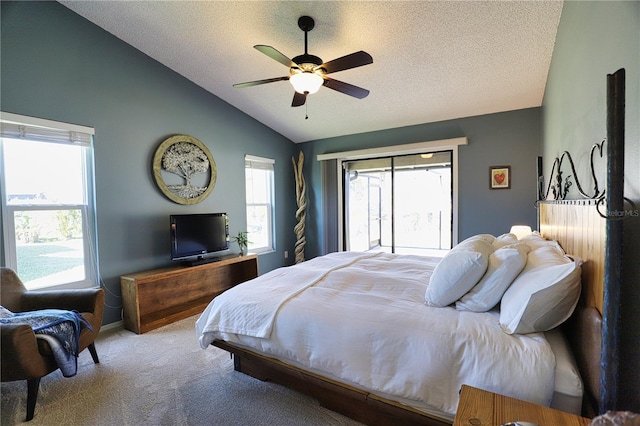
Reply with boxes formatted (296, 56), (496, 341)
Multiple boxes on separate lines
(245, 155), (275, 170)
(0, 112), (94, 146)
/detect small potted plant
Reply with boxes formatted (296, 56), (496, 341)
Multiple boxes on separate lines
(232, 231), (250, 256)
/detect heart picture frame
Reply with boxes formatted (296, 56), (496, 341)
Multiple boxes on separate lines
(490, 166), (511, 189)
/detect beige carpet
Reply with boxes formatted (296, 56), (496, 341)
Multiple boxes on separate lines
(1, 316), (363, 426)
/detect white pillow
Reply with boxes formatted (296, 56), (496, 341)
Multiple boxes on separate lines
(459, 234), (495, 245)
(499, 246), (582, 334)
(492, 233), (519, 249)
(425, 238), (493, 307)
(519, 231), (558, 250)
(456, 243), (530, 312)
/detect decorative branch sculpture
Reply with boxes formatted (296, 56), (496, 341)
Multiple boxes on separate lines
(292, 151), (307, 263)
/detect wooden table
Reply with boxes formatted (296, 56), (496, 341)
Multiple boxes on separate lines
(454, 385), (591, 426)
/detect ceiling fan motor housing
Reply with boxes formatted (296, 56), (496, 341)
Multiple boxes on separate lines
(292, 54), (324, 69)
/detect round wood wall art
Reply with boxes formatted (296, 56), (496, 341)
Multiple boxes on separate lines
(153, 135), (216, 205)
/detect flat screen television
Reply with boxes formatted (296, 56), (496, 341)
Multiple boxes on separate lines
(170, 213), (229, 265)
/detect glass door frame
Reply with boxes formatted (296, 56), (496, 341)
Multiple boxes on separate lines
(317, 138), (467, 254)
(343, 152), (453, 254)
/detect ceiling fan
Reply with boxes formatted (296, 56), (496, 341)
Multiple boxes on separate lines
(233, 16), (373, 107)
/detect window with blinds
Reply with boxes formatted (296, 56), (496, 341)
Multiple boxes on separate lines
(0, 112), (98, 289)
(244, 155), (275, 254)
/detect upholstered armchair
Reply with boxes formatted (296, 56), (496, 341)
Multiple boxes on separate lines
(0, 267), (105, 421)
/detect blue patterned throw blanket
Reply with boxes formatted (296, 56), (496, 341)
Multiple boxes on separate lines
(0, 307), (92, 377)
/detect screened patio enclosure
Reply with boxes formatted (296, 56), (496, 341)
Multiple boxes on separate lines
(343, 151), (452, 256)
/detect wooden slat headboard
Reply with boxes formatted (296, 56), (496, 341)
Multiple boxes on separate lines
(539, 199), (605, 418)
(539, 200), (606, 313)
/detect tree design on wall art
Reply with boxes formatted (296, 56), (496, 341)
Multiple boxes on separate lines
(163, 142), (210, 196)
(153, 135), (216, 204)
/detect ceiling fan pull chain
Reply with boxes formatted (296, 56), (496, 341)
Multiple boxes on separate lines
(305, 101), (309, 120)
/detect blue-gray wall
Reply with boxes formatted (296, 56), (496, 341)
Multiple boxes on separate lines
(1, 1), (298, 325)
(300, 108), (542, 259)
(2, 1), (543, 328)
(542, 1), (639, 411)
(1, 1), (543, 326)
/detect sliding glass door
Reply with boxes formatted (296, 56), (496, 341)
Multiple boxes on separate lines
(344, 151), (452, 255)
(345, 158), (389, 251)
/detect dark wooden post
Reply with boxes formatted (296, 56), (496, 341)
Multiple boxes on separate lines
(601, 68), (625, 413)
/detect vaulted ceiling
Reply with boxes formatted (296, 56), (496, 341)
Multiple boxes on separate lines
(60, 1), (563, 143)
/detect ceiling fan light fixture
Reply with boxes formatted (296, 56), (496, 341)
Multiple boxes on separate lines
(290, 71), (324, 95)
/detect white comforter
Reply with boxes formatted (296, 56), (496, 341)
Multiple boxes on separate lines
(196, 251), (556, 417)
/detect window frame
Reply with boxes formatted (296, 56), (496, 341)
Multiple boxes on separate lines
(0, 112), (99, 290)
(244, 155), (275, 254)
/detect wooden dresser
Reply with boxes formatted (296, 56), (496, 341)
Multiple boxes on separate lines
(120, 254), (258, 334)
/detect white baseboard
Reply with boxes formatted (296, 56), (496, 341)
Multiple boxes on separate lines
(100, 320), (123, 332)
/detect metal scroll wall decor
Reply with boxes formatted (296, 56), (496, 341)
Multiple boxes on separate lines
(538, 139), (636, 221)
(153, 135), (217, 205)
(292, 151), (307, 264)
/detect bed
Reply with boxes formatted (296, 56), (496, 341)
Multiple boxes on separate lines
(195, 69), (626, 425)
(197, 246), (584, 422)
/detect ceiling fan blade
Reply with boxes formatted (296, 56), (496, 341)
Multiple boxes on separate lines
(322, 77), (370, 99)
(254, 45), (296, 67)
(318, 51), (373, 74)
(291, 91), (307, 107)
(233, 76), (289, 89)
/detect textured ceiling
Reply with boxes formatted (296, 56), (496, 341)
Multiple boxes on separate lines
(59, 1), (563, 143)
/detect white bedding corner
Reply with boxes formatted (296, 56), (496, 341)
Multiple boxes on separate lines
(196, 251), (384, 345)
